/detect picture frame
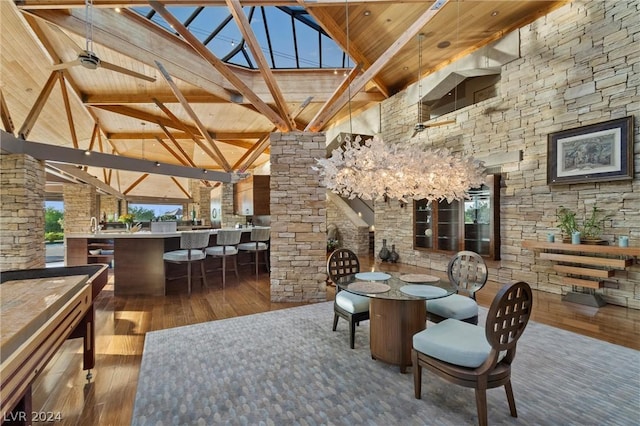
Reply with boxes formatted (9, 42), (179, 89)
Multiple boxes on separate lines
(547, 116), (634, 185)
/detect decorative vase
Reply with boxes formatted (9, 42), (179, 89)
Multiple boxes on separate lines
(378, 239), (390, 262)
(571, 231), (581, 245)
(389, 245), (399, 263)
(125, 223), (132, 232)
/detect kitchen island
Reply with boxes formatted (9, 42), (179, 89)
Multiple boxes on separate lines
(65, 229), (256, 296)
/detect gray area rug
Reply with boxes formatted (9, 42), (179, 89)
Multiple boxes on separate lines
(132, 302), (639, 425)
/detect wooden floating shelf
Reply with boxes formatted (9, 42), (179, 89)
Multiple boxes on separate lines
(539, 252), (633, 268)
(522, 241), (640, 256)
(553, 264), (614, 278)
(562, 276), (603, 289)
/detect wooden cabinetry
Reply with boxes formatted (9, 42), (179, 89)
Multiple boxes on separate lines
(414, 174), (500, 259)
(522, 241), (639, 306)
(234, 175), (270, 215)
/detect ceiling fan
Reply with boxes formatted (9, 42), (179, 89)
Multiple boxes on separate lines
(51, 0), (155, 82)
(408, 33), (456, 138)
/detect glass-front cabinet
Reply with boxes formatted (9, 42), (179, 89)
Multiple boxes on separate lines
(414, 174), (500, 260)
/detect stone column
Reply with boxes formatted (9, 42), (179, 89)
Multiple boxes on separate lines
(0, 153), (46, 270)
(63, 183), (98, 234)
(270, 132), (327, 302)
(220, 182), (244, 228)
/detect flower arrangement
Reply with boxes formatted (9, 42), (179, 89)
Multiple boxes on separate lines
(118, 213), (135, 225)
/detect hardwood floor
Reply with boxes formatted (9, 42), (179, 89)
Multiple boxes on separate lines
(28, 256), (640, 425)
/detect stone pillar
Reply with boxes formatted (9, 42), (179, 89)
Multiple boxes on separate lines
(63, 183), (98, 234)
(198, 186), (211, 226)
(0, 153), (46, 270)
(270, 132), (326, 302)
(220, 182), (244, 228)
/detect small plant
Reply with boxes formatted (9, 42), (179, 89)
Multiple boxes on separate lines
(327, 238), (340, 252)
(118, 213), (135, 225)
(556, 205), (611, 240)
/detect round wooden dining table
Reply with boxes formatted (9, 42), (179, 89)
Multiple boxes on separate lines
(336, 272), (455, 373)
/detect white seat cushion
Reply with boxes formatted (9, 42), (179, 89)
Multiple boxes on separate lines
(237, 242), (268, 251)
(413, 319), (490, 368)
(426, 294), (478, 320)
(335, 291), (370, 314)
(205, 246), (238, 256)
(163, 249), (206, 262)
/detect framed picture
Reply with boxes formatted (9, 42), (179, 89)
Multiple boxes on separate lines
(547, 116), (634, 185)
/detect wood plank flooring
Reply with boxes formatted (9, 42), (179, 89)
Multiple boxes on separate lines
(26, 257), (640, 425)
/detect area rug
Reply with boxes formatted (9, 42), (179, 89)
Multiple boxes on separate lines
(131, 302), (639, 425)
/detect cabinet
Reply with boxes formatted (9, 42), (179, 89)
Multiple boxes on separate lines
(234, 175), (270, 215)
(414, 174), (500, 259)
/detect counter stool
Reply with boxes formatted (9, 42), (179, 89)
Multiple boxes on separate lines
(237, 227), (270, 279)
(163, 230), (210, 295)
(205, 229), (242, 287)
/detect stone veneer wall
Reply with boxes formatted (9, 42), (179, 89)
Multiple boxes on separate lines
(220, 182), (244, 228)
(99, 195), (119, 221)
(270, 132), (327, 302)
(376, 0), (640, 308)
(0, 154), (46, 270)
(188, 180), (212, 226)
(63, 183), (98, 234)
(326, 192), (370, 257)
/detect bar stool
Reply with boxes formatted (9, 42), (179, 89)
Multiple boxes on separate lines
(237, 226), (270, 279)
(163, 230), (210, 295)
(205, 229), (242, 287)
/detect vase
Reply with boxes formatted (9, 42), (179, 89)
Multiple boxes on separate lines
(378, 239), (390, 262)
(571, 231), (581, 245)
(125, 223), (132, 232)
(389, 245), (399, 263)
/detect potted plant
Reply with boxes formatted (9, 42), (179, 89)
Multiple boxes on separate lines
(556, 205), (610, 244)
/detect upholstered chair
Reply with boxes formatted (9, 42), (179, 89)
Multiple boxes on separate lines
(205, 229), (243, 287)
(163, 230), (211, 295)
(237, 227), (270, 279)
(426, 250), (488, 324)
(413, 281), (533, 426)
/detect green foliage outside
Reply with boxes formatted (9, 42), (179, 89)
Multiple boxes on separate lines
(45, 232), (64, 242)
(45, 207), (64, 233)
(126, 206), (156, 221)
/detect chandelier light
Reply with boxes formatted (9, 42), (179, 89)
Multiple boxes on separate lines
(315, 134), (486, 203)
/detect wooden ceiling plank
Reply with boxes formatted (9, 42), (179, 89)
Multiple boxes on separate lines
(58, 72), (80, 149)
(306, 0), (450, 131)
(302, 4), (389, 98)
(154, 135), (189, 167)
(123, 173), (149, 195)
(156, 128), (195, 167)
(148, 1), (288, 131)
(0, 89), (16, 134)
(106, 131), (265, 141)
(155, 60), (232, 172)
(87, 122), (99, 151)
(226, 0), (295, 130)
(17, 1), (434, 9)
(17, 71), (59, 139)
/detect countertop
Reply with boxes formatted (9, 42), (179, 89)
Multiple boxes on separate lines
(66, 227), (260, 239)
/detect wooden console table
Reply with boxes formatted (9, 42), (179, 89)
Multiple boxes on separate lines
(522, 241), (639, 307)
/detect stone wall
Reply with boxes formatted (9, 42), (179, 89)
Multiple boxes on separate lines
(377, 0), (640, 308)
(0, 153), (46, 270)
(63, 183), (98, 234)
(270, 132), (327, 302)
(220, 182), (244, 228)
(326, 192), (370, 258)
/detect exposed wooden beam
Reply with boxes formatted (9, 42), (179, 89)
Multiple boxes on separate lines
(17, 0), (432, 9)
(106, 131), (265, 141)
(156, 130), (194, 167)
(149, 1), (289, 131)
(124, 173), (150, 195)
(0, 89), (15, 134)
(154, 135), (189, 167)
(17, 71), (59, 139)
(84, 93), (230, 105)
(155, 61), (232, 172)
(57, 72), (80, 149)
(226, 0), (295, 130)
(306, 0), (450, 131)
(171, 177), (191, 199)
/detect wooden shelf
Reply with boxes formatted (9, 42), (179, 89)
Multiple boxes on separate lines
(522, 241), (640, 256)
(540, 252), (633, 268)
(552, 264), (614, 278)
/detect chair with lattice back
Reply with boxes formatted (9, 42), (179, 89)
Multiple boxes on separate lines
(412, 281), (533, 426)
(426, 250), (488, 325)
(327, 248), (370, 349)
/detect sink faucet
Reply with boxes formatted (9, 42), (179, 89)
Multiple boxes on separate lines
(90, 217), (99, 234)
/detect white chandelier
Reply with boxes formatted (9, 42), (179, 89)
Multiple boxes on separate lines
(315, 134), (486, 203)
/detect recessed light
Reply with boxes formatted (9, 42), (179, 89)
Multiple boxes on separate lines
(403, 66), (409, 71)
(437, 41), (451, 49)
(363, 10), (371, 17)
(115, 7), (121, 13)
(491, 10), (499, 17)
(84, 150), (91, 156)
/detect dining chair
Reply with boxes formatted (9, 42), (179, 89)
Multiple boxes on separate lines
(327, 248), (369, 349)
(412, 280), (533, 426)
(237, 226), (271, 279)
(163, 230), (211, 295)
(205, 229), (243, 287)
(426, 250), (488, 325)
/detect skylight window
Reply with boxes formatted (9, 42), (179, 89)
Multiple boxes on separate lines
(131, 5), (347, 70)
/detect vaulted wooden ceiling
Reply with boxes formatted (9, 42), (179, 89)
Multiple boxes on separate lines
(1, 0), (570, 200)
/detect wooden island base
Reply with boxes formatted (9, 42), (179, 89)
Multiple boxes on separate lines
(369, 298), (427, 373)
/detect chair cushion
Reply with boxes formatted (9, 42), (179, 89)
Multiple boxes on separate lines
(205, 246), (238, 256)
(237, 242), (268, 251)
(335, 291), (370, 314)
(426, 294), (478, 320)
(163, 249), (206, 262)
(413, 319), (490, 368)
